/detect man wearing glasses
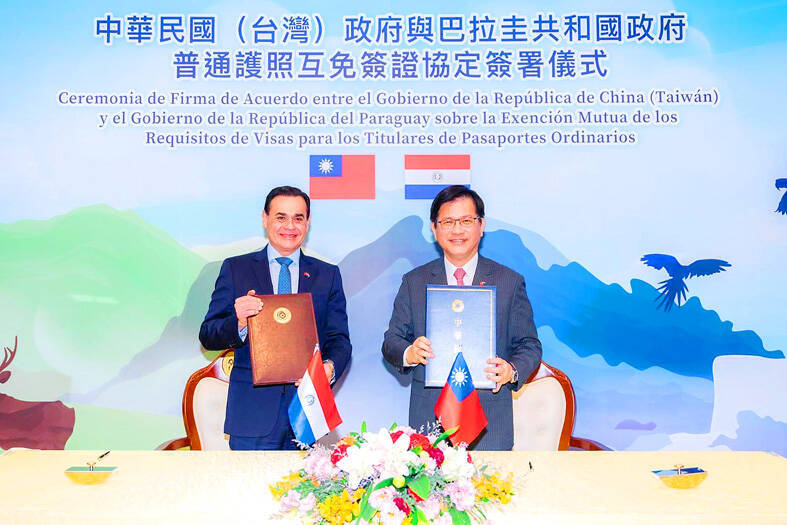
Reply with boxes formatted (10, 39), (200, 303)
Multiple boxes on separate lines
(200, 186), (352, 450)
(382, 185), (541, 450)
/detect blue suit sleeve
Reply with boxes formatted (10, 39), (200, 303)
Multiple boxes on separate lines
(382, 275), (415, 370)
(507, 275), (542, 390)
(320, 266), (352, 381)
(199, 260), (244, 351)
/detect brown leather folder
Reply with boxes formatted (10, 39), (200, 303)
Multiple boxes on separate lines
(248, 293), (318, 385)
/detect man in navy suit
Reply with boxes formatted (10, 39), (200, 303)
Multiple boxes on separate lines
(382, 185), (541, 450)
(200, 186), (352, 450)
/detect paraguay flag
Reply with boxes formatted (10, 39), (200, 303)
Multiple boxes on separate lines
(309, 154), (375, 199)
(434, 352), (488, 446)
(404, 154), (471, 199)
(288, 346), (342, 445)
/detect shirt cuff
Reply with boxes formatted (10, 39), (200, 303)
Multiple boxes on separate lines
(402, 345), (416, 367)
(323, 359), (336, 384)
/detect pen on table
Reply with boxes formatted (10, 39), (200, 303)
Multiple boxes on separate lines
(529, 461), (533, 471)
(98, 451), (110, 461)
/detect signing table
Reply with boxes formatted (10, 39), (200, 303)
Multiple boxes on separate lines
(0, 449), (785, 524)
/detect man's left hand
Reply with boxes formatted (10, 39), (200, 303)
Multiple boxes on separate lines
(485, 357), (514, 393)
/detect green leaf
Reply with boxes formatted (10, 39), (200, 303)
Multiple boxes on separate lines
(448, 508), (471, 525)
(390, 422), (398, 430)
(356, 488), (377, 523)
(407, 473), (431, 500)
(374, 477), (394, 490)
(433, 426), (459, 446)
(416, 507), (429, 525)
(361, 421), (367, 433)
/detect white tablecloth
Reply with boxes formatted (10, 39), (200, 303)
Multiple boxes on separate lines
(0, 449), (784, 524)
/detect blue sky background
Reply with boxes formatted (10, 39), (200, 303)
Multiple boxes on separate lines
(1, 1), (785, 349)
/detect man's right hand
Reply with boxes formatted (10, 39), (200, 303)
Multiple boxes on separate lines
(235, 289), (263, 330)
(405, 336), (434, 365)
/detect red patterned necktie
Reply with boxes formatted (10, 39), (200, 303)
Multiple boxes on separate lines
(454, 267), (466, 286)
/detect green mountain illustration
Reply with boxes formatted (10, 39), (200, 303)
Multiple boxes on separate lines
(0, 205), (205, 399)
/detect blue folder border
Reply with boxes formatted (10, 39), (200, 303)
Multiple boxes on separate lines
(424, 284), (497, 389)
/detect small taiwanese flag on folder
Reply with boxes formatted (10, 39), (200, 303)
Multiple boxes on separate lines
(434, 352), (487, 447)
(309, 155), (375, 199)
(288, 346), (342, 445)
(404, 154), (471, 199)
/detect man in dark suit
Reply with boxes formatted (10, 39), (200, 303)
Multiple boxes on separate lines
(382, 185), (541, 450)
(200, 186), (351, 450)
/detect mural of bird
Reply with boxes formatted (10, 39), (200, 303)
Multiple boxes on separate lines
(641, 254), (731, 312)
(776, 178), (787, 214)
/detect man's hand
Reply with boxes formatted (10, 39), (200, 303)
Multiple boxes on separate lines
(234, 289), (263, 331)
(485, 357), (515, 393)
(404, 336), (434, 365)
(295, 361), (335, 386)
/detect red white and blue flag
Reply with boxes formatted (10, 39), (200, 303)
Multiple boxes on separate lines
(404, 154), (471, 199)
(434, 352), (488, 446)
(309, 154), (375, 199)
(288, 346), (342, 445)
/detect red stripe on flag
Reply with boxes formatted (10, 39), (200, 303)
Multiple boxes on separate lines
(308, 349), (342, 430)
(310, 155), (375, 199)
(404, 154), (470, 170)
(434, 383), (487, 447)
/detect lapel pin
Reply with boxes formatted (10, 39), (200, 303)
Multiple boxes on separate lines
(479, 281), (487, 286)
(303, 272), (311, 278)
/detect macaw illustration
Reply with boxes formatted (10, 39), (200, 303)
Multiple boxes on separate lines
(641, 254), (731, 312)
(775, 179), (787, 215)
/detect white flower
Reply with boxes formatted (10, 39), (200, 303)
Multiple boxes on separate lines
(440, 445), (476, 481)
(336, 443), (379, 489)
(369, 486), (396, 510)
(361, 428), (420, 480)
(419, 495), (442, 520)
(445, 479), (476, 511)
(433, 513), (454, 525)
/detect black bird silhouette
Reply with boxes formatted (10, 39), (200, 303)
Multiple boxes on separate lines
(776, 179), (787, 214)
(641, 254), (731, 312)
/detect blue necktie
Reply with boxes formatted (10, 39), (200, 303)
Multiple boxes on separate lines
(276, 257), (293, 294)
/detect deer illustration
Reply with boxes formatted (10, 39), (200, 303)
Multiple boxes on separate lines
(0, 336), (17, 384)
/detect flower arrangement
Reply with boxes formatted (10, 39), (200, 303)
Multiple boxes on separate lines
(270, 423), (515, 524)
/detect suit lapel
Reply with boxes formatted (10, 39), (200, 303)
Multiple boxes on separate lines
(298, 251), (314, 294)
(429, 258), (448, 285)
(252, 246), (274, 295)
(473, 255), (494, 286)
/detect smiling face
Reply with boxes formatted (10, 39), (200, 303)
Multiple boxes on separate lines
(430, 196), (484, 267)
(262, 195), (310, 256)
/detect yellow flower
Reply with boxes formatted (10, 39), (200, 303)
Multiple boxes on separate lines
(337, 435), (357, 447)
(317, 489), (363, 525)
(269, 472), (306, 500)
(473, 471), (515, 504)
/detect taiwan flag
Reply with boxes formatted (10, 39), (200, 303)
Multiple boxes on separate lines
(434, 352), (488, 447)
(309, 155), (375, 199)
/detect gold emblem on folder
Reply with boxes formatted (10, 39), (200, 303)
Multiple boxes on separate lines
(451, 299), (464, 313)
(273, 307), (292, 324)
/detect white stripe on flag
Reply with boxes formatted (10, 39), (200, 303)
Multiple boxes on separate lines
(297, 370), (330, 440)
(405, 169), (471, 185)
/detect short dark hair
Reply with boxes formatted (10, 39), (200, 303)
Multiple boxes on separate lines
(430, 185), (485, 223)
(264, 186), (311, 218)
